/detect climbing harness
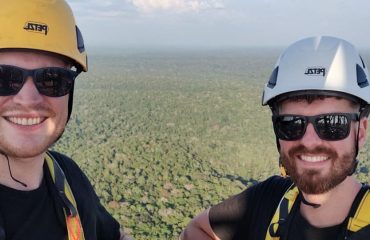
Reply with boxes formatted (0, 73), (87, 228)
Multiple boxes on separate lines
(265, 184), (370, 240)
(45, 151), (85, 240)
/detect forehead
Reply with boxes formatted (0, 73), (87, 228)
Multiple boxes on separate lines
(0, 50), (69, 68)
(279, 97), (357, 115)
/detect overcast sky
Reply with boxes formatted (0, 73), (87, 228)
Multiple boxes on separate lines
(67, 0), (370, 50)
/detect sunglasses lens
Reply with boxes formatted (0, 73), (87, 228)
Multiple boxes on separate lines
(315, 114), (349, 140)
(274, 116), (306, 140)
(0, 66), (24, 95)
(274, 114), (353, 141)
(34, 68), (75, 97)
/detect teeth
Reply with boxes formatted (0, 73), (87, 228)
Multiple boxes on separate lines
(301, 155), (328, 162)
(8, 117), (42, 126)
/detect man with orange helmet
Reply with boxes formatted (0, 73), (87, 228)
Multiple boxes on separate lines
(0, 0), (130, 239)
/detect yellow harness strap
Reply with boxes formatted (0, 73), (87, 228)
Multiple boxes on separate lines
(347, 189), (370, 232)
(265, 184), (298, 240)
(265, 185), (370, 240)
(45, 152), (85, 240)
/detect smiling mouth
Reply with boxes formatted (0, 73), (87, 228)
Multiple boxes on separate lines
(300, 155), (329, 163)
(6, 117), (45, 126)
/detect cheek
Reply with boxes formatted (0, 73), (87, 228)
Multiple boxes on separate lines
(279, 140), (294, 153)
(0, 96), (9, 106)
(52, 96), (69, 123)
(329, 142), (349, 157)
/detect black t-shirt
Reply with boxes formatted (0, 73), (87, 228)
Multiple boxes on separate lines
(209, 176), (369, 240)
(0, 176), (65, 239)
(287, 209), (343, 240)
(0, 151), (120, 240)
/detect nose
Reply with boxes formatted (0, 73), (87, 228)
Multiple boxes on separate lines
(12, 76), (43, 106)
(299, 123), (323, 148)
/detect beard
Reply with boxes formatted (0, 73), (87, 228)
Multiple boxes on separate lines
(281, 145), (355, 194)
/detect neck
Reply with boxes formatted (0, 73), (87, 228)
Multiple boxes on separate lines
(0, 153), (45, 191)
(300, 176), (361, 228)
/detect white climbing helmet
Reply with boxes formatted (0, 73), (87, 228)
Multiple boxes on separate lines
(262, 36), (370, 106)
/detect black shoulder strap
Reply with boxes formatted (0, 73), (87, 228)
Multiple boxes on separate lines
(44, 162), (67, 227)
(46, 152), (77, 217)
(266, 184), (300, 240)
(45, 151), (85, 240)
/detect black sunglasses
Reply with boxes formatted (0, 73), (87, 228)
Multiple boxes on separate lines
(0, 65), (79, 97)
(272, 113), (359, 141)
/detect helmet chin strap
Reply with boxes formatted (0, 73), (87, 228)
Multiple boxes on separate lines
(0, 151), (27, 188)
(348, 115), (362, 176)
(67, 82), (74, 123)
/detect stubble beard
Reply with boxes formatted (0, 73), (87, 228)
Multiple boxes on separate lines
(0, 104), (66, 159)
(281, 145), (355, 194)
(0, 126), (65, 159)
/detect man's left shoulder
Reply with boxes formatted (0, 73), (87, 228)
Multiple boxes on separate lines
(48, 150), (80, 169)
(47, 150), (87, 182)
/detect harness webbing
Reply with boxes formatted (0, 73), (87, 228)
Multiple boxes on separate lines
(348, 189), (370, 232)
(266, 184), (298, 240)
(265, 184), (370, 240)
(45, 152), (85, 240)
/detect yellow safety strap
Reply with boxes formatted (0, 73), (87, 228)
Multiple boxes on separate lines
(347, 189), (370, 232)
(266, 185), (370, 240)
(45, 152), (85, 240)
(265, 184), (299, 240)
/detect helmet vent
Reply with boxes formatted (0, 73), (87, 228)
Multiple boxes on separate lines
(356, 64), (369, 88)
(76, 26), (85, 53)
(267, 67), (279, 88)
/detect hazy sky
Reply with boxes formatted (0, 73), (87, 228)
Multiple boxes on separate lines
(67, 0), (370, 49)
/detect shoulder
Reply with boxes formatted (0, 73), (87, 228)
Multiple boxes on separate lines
(48, 150), (82, 173)
(47, 150), (97, 199)
(249, 175), (293, 197)
(47, 150), (121, 239)
(48, 150), (90, 186)
(240, 175), (292, 214)
(209, 176), (292, 239)
(212, 176), (292, 212)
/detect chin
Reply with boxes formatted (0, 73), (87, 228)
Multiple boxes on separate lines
(1, 145), (48, 159)
(292, 168), (348, 194)
(0, 132), (63, 159)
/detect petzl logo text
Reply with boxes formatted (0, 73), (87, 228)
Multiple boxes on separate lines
(24, 22), (48, 35)
(304, 67), (326, 77)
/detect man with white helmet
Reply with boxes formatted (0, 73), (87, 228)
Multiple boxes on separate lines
(0, 0), (130, 239)
(180, 36), (370, 240)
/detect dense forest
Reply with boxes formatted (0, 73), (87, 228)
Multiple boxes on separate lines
(52, 48), (370, 239)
